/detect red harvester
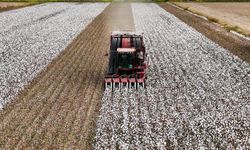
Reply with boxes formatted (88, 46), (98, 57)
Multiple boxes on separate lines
(104, 31), (147, 89)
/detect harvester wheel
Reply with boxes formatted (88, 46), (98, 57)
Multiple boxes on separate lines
(108, 37), (121, 74)
(133, 37), (142, 50)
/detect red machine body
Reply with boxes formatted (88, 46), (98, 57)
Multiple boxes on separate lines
(104, 31), (147, 89)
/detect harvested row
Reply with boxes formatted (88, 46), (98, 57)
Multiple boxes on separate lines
(0, 3), (108, 109)
(0, 3), (135, 149)
(95, 3), (250, 149)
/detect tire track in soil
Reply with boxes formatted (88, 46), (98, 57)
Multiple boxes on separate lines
(0, 3), (135, 149)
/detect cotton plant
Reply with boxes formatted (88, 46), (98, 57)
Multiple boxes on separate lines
(95, 3), (250, 149)
(0, 3), (109, 109)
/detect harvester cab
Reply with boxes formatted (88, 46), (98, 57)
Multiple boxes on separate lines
(104, 31), (147, 90)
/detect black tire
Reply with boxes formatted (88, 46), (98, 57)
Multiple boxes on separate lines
(133, 37), (142, 50)
(110, 38), (117, 52)
(136, 38), (142, 50)
(108, 37), (120, 74)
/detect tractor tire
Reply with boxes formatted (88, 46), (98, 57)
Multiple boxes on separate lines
(108, 37), (119, 74)
(133, 37), (142, 50)
(136, 38), (142, 49)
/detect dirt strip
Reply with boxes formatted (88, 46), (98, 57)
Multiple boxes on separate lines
(0, 3), (134, 149)
(159, 3), (250, 64)
(0, 2), (35, 13)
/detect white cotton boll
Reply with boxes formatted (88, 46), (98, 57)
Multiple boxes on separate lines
(0, 3), (109, 109)
(0, 103), (3, 110)
(95, 3), (250, 149)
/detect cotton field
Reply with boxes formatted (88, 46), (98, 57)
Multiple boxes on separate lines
(95, 3), (250, 149)
(0, 2), (249, 149)
(0, 3), (108, 109)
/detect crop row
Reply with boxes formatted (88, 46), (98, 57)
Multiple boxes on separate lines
(0, 3), (108, 109)
(95, 3), (250, 149)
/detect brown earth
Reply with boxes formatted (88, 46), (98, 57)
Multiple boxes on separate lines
(0, 3), (134, 149)
(0, 2), (33, 12)
(174, 2), (250, 36)
(0, 2), (27, 7)
(159, 3), (250, 64)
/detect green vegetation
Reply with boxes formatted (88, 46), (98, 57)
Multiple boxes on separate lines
(207, 16), (219, 23)
(168, 0), (250, 1)
(3, 0), (137, 1)
(0, 0), (111, 2)
(224, 25), (245, 35)
(0, 0), (165, 1)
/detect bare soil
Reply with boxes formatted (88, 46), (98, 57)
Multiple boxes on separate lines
(0, 3), (134, 149)
(0, 2), (28, 7)
(0, 2), (32, 12)
(159, 3), (250, 64)
(174, 2), (250, 36)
